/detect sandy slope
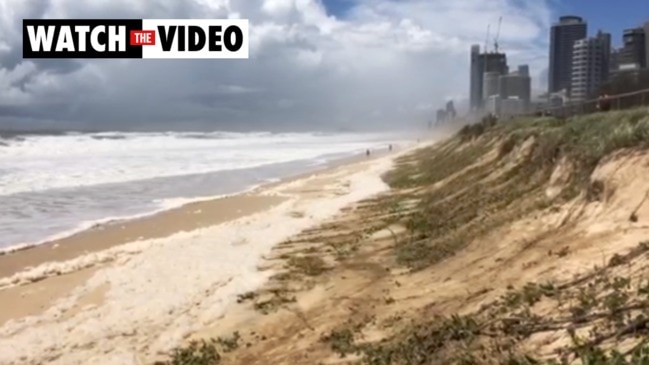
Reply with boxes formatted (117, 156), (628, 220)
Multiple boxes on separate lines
(174, 145), (649, 364)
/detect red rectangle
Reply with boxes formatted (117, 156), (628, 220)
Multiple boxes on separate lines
(130, 30), (155, 46)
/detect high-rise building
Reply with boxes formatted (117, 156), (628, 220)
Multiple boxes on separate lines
(619, 27), (646, 69)
(598, 31), (612, 76)
(445, 100), (456, 119)
(469, 45), (482, 111)
(517, 65), (530, 77)
(469, 45), (508, 111)
(570, 31), (611, 101)
(483, 71), (501, 101)
(645, 22), (649, 68)
(610, 48), (620, 73)
(481, 53), (508, 103)
(485, 95), (501, 116)
(548, 16), (587, 94)
(482, 52), (509, 76)
(500, 97), (526, 118)
(499, 65), (532, 111)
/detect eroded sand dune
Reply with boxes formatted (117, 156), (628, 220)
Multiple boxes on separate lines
(173, 110), (649, 364)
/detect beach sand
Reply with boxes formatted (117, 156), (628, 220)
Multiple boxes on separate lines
(0, 195), (286, 326)
(0, 145), (414, 365)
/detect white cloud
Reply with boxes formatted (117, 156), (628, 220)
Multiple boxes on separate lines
(0, 0), (553, 130)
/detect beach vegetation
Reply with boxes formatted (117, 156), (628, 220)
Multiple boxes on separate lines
(321, 328), (357, 358)
(351, 240), (649, 365)
(215, 332), (240, 353)
(328, 238), (361, 260)
(236, 291), (256, 303)
(153, 339), (221, 365)
(253, 288), (297, 315)
(383, 108), (649, 271)
(287, 255), (328, 276)
(152, 332), (240, 364)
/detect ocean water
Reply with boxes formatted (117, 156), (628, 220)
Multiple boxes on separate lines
(0, 131), (405, 249)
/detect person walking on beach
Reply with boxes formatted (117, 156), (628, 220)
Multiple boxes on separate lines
(389, 144), (393, 152)
(366, 149), (371, 157)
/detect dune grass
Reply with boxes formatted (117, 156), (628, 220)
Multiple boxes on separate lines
(354, 242), (649, 365)
(154, 108), (649, 364)
(386, 108), (649, 270)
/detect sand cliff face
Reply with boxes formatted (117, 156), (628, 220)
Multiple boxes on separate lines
(158, 109), (649, 365)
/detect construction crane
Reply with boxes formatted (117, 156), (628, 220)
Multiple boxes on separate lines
(484, 23), (491, 54)
(493, 16), (502, 54)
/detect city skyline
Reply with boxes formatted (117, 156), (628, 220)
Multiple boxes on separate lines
(552, 0), (648, 49)
(464, 8), (649, 111)
(466, 10), (648, 118)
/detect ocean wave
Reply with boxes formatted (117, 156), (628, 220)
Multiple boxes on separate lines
(90, 135), (128, 140)
(0, 131), (396, 196)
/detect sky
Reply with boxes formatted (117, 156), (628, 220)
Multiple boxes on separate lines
(0, 0), (647, 132)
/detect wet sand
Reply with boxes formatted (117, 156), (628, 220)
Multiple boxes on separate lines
(0, 195), (286, 280)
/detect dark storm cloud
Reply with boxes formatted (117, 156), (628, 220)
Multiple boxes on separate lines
(33, 59), (84, 74)
(0, 48), (23, 71)
(0, 105), (28, 118)
(0, 0), (553, 132)
(0, 1), (82, 78)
